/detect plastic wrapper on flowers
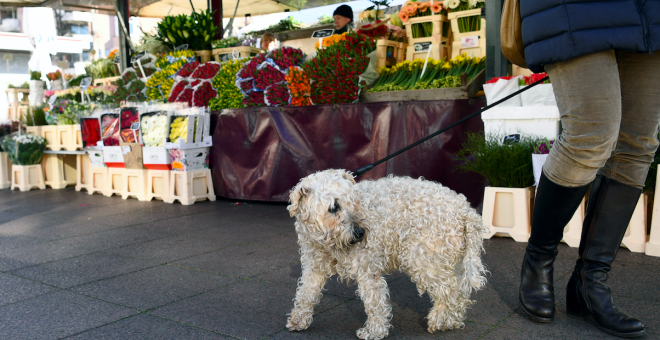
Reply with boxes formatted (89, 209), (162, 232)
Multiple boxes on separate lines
(254, 62), (286, 91)
(101, 113), (121, 146)
(192, 80), (217, 108)
(2, 134), (47, 165)
(140, 111), (170, 147)
(266, 47), (305, 72)
(147, 50), (196, 102)
(112, 68), (150, 103)
(209, 58), (249, 110)
(264, 81), (290, 107)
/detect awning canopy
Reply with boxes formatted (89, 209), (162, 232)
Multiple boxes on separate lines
(0, 0), (352, 18)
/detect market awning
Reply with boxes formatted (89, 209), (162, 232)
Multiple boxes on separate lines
(0, 0), (353, 18)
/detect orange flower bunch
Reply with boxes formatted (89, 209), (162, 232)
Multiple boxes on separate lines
(107, 49), (119, 59)
(285, 66), (312, 106)
(399, 1), (444, 22)
(314, 32), (348, 49)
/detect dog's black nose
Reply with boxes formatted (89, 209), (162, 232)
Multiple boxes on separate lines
(351, 226), (365, 244)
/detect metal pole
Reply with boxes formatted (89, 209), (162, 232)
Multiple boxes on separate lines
(116, 0), (132, 70)
(210, 0), (224, 39)
(485, 1), (509, 79)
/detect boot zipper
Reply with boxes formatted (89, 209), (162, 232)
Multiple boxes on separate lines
(634, 0), (653, 56)
(580, 177), (611, 311)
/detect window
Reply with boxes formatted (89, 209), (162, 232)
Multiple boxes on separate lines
(80, 25), (88, 35)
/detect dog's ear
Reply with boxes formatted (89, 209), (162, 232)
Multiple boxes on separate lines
(341, 170), (356, 184)
(288, 184), (310, 217)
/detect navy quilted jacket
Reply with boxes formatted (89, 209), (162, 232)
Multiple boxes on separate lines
(520, 0), (659, 73)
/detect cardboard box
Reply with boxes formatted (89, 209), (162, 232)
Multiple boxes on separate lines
(165, 109), (213, 150)
(143, 146), (172, 170)
(119, 142), (145, 170)
(103, 146), (126, 168)
(170, 147), (209, 171)
(87, 150), (106, 168)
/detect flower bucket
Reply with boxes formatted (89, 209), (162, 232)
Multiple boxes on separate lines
(29, 80), (45, 106)
(483, 77), (521, 107)
(50, 78), (63, 91)
(520, 83), (557, 107)
(194, 50), (212, 63)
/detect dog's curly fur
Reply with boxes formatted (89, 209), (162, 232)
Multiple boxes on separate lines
(286, 169), (488, 340)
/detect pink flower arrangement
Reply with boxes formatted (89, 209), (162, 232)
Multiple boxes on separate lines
(268, 47), (305, 70)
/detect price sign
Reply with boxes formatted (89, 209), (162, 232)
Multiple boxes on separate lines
(461, 36), (479, 48)
(113, 55), (121, 64)
(130, 51), (147, 64)
(80, 77), (92, 92)
(175, 44), (189, 51)
(130, 122), (140, 130)
(48, 94), (58, 106)
(232, 49), (240, 60)
(311, 29), (334, 38)
(503, 134), (521, 145)
(414, 42), (432, 52)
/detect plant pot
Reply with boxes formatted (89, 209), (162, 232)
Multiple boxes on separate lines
(520, 83), (557, 107)
(482, 186), (535, 242)
(29, 80), (45, 106)
(50, 78), (63, 91)
(481, 106), (561, 140)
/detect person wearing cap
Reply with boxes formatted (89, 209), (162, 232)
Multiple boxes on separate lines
(333, 5), (354, 34)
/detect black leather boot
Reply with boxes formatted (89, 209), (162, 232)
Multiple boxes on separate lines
(566, 175), (645, 338)
(519, 172), (590, 322)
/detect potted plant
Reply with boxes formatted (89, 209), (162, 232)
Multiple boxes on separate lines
(446, 0), (486, 58)
(456, 132), (542, 242)
(47, 70), (63, 91)
(3, 133), (47, 191)
(28, 70), (45, 106)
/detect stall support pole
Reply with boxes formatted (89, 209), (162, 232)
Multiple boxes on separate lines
(117, 0), (131, 70)
(485, 1), (509, 79)
(210, 0), (224, 39)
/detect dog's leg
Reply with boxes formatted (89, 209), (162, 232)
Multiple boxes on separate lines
(424, 274), (472, 332)
(286, 251), (329, 332)
(356, 272), (392, 340)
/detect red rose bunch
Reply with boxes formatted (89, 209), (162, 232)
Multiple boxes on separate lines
(254, 64), (285, 90)
(237, 78), (254, 93)
(243, 91), (265, 108)
(192, 81), (217, 107)
(177, 88), (194, 107)
(178, 61), (199, 78)
(191, 62), (220, 79)
(357, 20), (388, 38)
(168, 80), (189, 103)
(304, 31), (375, 105)
(265, 82), (290, 107)
(122, 70), (138, 83)
(268, 47), (305, 70)
(238, 53), (267, 79)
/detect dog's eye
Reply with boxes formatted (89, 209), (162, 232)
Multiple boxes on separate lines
(329, 202), (340, 213)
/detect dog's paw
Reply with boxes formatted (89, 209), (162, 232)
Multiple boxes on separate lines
(356, 326), (388, 340)
(427, 320), (464, 333)
(286, 311), (313, 331)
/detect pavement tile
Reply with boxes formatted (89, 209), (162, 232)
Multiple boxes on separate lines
(72, 265), (235, 311)
(248, 231), (299, 250)
(1, 220), (124, 241)
(0, 273), (56, 307)
(104, 234), (230, 264)
(185, 222), (286, 247)
(170, 244), (300, 278)
(608, 261), (660, 302)
(66, 314), (232, 340)
(55, 227), (171, 252)
(11, 253), (156, 288)
(0, 238), (98, 272)
(0, 290), (136, 340)
(151, 279), (348, 340)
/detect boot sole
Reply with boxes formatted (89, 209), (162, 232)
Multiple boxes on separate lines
(567, 310), (645, 338)
(519, 299), (553, 323)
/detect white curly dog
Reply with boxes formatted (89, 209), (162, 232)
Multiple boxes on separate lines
(286, 169), (488, 340)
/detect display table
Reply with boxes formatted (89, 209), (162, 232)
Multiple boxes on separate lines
(210, 98), (487, 207)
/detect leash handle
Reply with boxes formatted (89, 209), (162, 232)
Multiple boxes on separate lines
(353, 76), (550, 178)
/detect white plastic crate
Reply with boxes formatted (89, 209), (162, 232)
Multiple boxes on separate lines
(481, 106), (561, 140)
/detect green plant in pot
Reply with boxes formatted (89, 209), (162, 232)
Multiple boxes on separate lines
(456, 132), (544, 241)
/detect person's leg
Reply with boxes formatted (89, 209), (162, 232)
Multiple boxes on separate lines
(566, 51), (660, 338)
(519, 50), (621, 322)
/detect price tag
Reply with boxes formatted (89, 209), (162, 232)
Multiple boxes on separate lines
(414, 42), (432, 52)
(80, 77), (92, 92)
(175, 44), (189, 51)
(122, 146), (131, 154)
(232, 49), (240, 60)
(48, 94), (58, 106)
(130, 51), (147, 64)
(311, 29), (334, 38)
(461, 36), (479, 48)
(130, 122), (140, 130)
(503, 134), (521, 145)
(113, 55), (121, 64)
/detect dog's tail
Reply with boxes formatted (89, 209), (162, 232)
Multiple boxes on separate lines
(460, 207), (488, 295)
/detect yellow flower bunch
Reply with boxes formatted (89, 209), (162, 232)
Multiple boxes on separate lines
(314, 33), (348, 49)
(147, 57), (188, 101)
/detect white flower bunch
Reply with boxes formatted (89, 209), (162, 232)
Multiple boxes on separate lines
(447, 0), (461, 9)
(14, 134), (45, 144)
(141, 114), (169, 147)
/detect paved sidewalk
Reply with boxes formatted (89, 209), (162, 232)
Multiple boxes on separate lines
(0, 188), (657, 340)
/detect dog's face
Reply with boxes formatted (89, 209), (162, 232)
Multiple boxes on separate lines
(288, 169), (365, 250)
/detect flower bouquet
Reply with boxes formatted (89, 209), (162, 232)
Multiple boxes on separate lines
(47, 70), (64, 91)
(532, 139), (554, 186)
(2, 134), (47, 165)
(140, 111), (170, 147)
(101, 113), (121, 146)
(446, 0), (485, 33)
(304, 31), (376, 105)
(146, 50), (195, 102)
(264, 82), (290, 107)
(518, 72), (555, 107)
(399, 0), (446, 39)
(209, 58), (249, 110)
(243, 90), (266, 108)
(483, 75), (521, 107)
(192, 81), (217, 107)
(120, 107), (140, 143)
(80, 117), (101, 148)
(285, 66), (312, 106)
(267, 47), (305, 71)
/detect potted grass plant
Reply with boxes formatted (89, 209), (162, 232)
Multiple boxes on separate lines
(456, 132), (542, 242)
(28, 70), (45, 106)
(3, 133), (47, 191)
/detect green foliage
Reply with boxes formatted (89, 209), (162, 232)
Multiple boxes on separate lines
(7, 82), (29, 89)
(135, 31), (172, 54)
(68, 74), (86, 87)
(456, 132), (545, 188)
(267, 16), (302, 33)
(318, 15), (334, 25)
(24, 105), (49, 126)
(84, 57), (120, 79)
(2, 134), (47, 165)
(29, 70), (41, 80)
(156, 10), (219, 51)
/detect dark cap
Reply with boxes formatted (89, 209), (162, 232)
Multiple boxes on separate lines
(333, 5), (353, 21)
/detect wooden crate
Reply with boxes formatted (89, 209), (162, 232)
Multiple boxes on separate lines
(448, 9), (486, 58)
(404, 14), (452, 61)
(93, 76), (120, 86)
(376, 40), (400, 69)
(360, 69), (485, 103)
(194, 50), (212, 63)
(212, 46), (261, 62)
(5, 88), (29, 122)
(396, 42), (408, 62)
